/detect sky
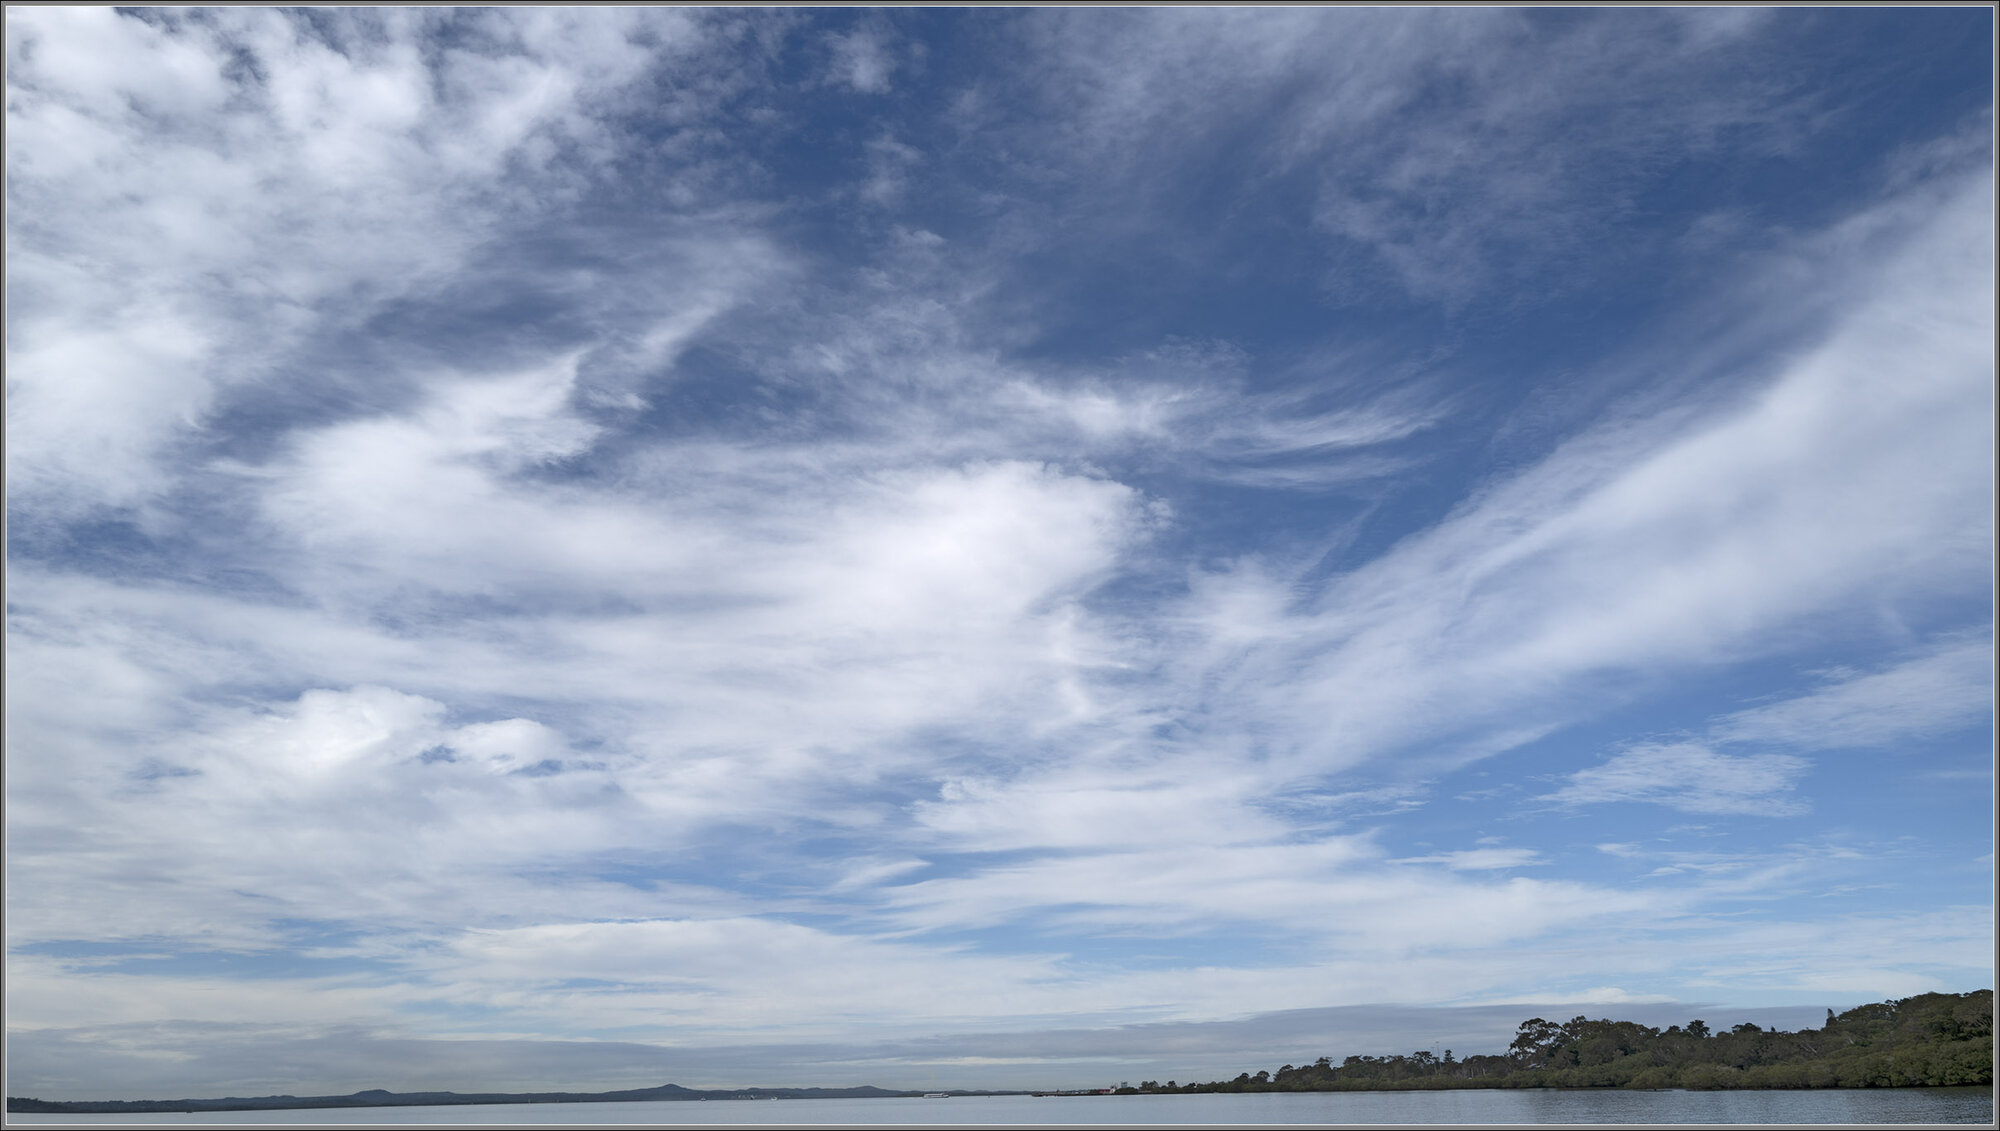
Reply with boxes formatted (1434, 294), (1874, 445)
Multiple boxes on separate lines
(4, 6), (1993, 1101)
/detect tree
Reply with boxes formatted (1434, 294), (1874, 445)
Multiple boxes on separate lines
(1171, 991), (1990, 1095)
(1510, 1017), (1564, 1067)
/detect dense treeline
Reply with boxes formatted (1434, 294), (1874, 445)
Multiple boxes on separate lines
(1118, 991), (1992, 1094)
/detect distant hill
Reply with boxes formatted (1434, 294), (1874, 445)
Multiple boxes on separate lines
(6, 1082), (934, 1114)
(15, 990), (1989, 1112)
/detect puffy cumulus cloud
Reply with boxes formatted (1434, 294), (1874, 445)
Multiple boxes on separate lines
(245, 326), (1151, 620)
(798, 461), (1143, 633)
(1539, 743), (1810, 817)
(255, 357), (639, 592)
(174, 686), (608, 803)
(448, 719), (571, 774)
(217, 685), (449, 781)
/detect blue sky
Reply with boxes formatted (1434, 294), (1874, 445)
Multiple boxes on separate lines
(5, 6), (1992, 1099)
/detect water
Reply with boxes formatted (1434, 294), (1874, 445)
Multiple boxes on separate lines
(7, 1088), (1993, 1126)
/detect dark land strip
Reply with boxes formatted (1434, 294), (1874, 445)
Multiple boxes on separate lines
(11, 990), (1990, 1113)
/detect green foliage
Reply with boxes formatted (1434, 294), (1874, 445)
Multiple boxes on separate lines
(1142, 990), (1993, 1095)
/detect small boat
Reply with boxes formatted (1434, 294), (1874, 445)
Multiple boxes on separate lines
(923, 1093), (950, 1098)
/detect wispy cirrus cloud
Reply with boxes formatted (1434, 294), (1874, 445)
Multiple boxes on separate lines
(1713, 636), (1993, 751)
(1391, 848), (1547, 871)
(1539, 743), (1811, 817)
(1545, 631), (1992, 819)
(6, 6), (1990, 1101)
(4, 7), (743, 516)
(989, 8), (1802, 306)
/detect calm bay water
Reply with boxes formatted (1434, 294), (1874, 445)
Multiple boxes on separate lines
(8, 1088), (1993, 1126)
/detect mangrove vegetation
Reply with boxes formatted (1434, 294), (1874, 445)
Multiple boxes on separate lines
(1122, 990), (1992, 1093)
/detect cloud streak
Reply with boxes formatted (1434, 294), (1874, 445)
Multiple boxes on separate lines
(7, 6), (1991, 1100)
(1540, 743), (1811, 817)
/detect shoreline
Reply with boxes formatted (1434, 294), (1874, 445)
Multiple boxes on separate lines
(12, 1081), (1994, 1116)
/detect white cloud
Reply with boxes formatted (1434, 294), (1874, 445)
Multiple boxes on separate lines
(4, 955), (416, 1034)
(917, 773), (1301, 856)
(428, 917), (1085, 1034)
(6, 7), (1990, 1097)
(1391, 848), (1546, 871)
(829, 28), (895, 94)
(874, 829), (1651, 954)
(1549, 631), (1992, 826)
(4, 7), (716, 515)
(1712, 636), (1992, 750)
(1155, 164), (1992, 783)
(1540, 742), (1810, 817)
(5, 411), (1160, 946)
(859, 134), (922, 205)
(1009, 9), (1797, 303)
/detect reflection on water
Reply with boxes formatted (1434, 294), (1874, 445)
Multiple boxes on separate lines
(7, 1087), (1994, 1125)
